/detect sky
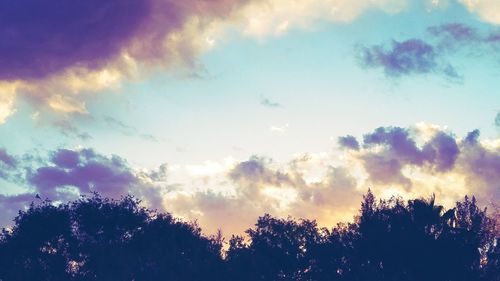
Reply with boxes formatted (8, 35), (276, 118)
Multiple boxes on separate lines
(0, 0), (499, 235)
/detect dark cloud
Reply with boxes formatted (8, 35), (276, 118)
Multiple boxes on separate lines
(358, 127), (461, 187)
(29, 149), (138, 198)
(0, 148), (23, 181)
(338, 135), (360, 150)
(360, 127), (422, 187)
(0, 147), (167, 226)
(0, 0), (152, 80)
(357, 23), (500, 80)
(0, 148), (16, 168)
(363, 127), (424, 165)
(422, 132), (459, 172)
(495, 112), (500, 128)
(357, 39), (438, 76)
(50, 149), (81, 169)
(0, 0), (255, 82)
(464, 129), (480, 145)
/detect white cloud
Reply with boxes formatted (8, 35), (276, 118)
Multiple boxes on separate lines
(270, 123), (289, 133)
(232, 0), (409, 37)
(0, 82), (20, 124)
(459, 0), (500, 24)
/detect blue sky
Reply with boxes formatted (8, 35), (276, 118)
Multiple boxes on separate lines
(0, 0), (499, 233)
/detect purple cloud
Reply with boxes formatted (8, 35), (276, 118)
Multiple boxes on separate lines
(0, 148), (17, 180)
(422, 132), (459, 172)
(0, 0), (258, 82)
(0, 0), (152, 80)
(427, 23), (480, 43)
(0, 147), (170, 227)
(338, 135), (360, 150)
(0, 193), (39, 226)
(459, 137), (500, 203)
(464, 129), (480, 145)
(229, 156), (293, 187)
(362, 154), (411, 188)
(363, 127), (424, 165)
(358, 39), (438, 76)
(50, 149), (81, 169)
(358, 23), (500, 80)
(0, 148), (16, 168)
(29, 149), (137, 198)
(357, 127), (462, 187)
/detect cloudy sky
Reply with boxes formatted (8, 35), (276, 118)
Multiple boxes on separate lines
(0, 0), (499, 235)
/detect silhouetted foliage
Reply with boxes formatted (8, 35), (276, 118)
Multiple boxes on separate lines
(0, 191), (498, 281)
(0, 194), (223, 281)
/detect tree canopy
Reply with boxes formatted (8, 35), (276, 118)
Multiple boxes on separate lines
(0, 191), (498, 281)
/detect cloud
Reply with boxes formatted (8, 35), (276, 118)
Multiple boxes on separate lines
(233, 0), (408, 37)
(0, 0), (247, 120)
(103, 115), (159, 142)
(355, 126), (460, 188)
(338, 135), (360, 150)
(166, 154), (362, 234)
(0, 148), (18, 180)
(0, 148), (16, 169)
(340, 125), (499, 207)
(0, 0), (413, 123)
(459, 0), (500, 25)
(228, 156), (295, 187)
(52, 120), (92, 141)
(427, 23), (480, 45)
(495, 111), (500, 128)
(260, 96), (281, 108)
(357, 39), (443, 77)
(0, 148), (168, 226)
(27, 149), (168, 204)
(0, 0), (152, 81)
(0, 82), (17, 124)
(358, 23), (500, 79)
(457, 134), (500, 205)
(0, 2), (498, 123)
(0, 193), (40, 227)
(47, 95), (88, 114)
(270, 124), (289, 133)
(0, 124), (499, 235)
(363, 126), (425, 165)
(422, 131), (460, 172)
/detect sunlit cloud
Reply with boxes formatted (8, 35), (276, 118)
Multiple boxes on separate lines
(460, 0), (500, 24)
(0, 0), (410, 124)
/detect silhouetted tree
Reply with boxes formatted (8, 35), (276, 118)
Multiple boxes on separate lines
(0, 191), (497, 281)
(0, 194), (224, 281)
(226, 214), (321, 281)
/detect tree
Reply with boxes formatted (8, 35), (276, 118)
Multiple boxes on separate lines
(0, 191), (497, 281)
(226, 214), (321, 281)
(0, 194), (224, 281)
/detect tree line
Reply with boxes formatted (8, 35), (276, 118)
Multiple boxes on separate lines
(0, 191), (498, 281)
